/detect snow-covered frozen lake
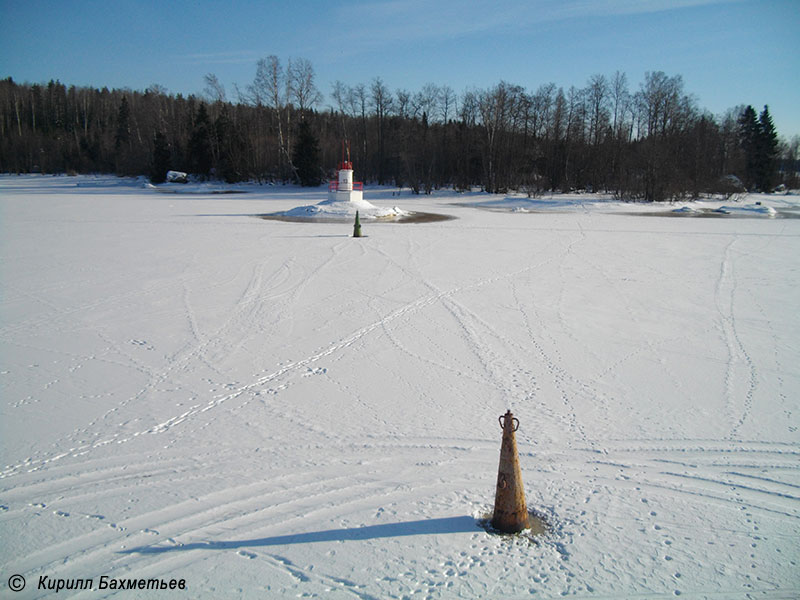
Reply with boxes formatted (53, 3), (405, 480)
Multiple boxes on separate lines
(1, 175), (798, 598)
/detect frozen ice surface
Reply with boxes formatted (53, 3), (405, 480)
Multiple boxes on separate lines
(1, 176), (798, 598)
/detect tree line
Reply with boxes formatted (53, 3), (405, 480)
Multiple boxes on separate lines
(1, 59), (797, 200)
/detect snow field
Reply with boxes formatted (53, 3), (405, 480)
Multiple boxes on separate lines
(1, 176), (799, 598)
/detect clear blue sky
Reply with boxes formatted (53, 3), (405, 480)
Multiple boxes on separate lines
(1, 0), (798, 137)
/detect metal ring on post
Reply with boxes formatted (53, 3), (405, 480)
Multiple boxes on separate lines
(499, 413), (521, 431)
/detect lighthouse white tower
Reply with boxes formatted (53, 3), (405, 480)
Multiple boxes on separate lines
(279, 140), (408, 220)
(328, 142), (363, 203)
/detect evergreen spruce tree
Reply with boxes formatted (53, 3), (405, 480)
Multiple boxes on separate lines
(756, 105), (779, 191)
(114, 97), (131, 150)
(738, 105), (780, 192)
(215, 107), (244, 183)
(293, 119), (322, 186)
(188, 104), (213, 177)
(738, 105), (759, 190)
(114, 96), (132, 174)
(150, 131), (170, 183)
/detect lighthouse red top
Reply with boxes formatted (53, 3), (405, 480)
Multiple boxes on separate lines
(329, 140), (363, 195)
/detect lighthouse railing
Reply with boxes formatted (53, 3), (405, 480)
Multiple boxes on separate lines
(328, 181), (363, 192)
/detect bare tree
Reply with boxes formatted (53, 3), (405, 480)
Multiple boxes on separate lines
(248, 56), (298, 181)
(530, 83), (555, 140)
(203, 73), (226, 104)
(370, 77), (393, 183)
(610, 71), (629, 139)
(330, 80), (351, 139)
(370, 77), (393, 120)
(459, 89), (479, 127)
(584, 74), (610, 189)
(635, 71), (693, 140)
(586, 74), (609, 148)
(146, 83), (169, 96)
(438, 85), (457, 124)
(330, 81), (349, 114)
(288, 57), (322, 112)
(780, 135), (800, 188)
(634, 71), (697, 200)
(395, 88), (412, 120)
(477, 85), (502, 191)
(351, 83), (368, 169)
(416, 83), (440, 122)
(247, 58), (274, 106)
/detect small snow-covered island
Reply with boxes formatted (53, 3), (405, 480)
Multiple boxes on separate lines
(277, 144), (410, 221)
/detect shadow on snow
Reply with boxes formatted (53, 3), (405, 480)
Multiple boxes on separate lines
(120, 516), (479, 555)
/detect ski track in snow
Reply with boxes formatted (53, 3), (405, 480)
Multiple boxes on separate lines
(2, 227), (595, 477)
(1, 178), (799, 598)
(4, 436), (798, 598)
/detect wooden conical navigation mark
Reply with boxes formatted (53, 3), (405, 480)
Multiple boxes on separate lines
(491, 410), (530, 533)
(353, 210), (362, 237)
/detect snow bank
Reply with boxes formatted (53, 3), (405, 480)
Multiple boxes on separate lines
(468, 191), (800, 219)
(145, 181), (248, 194)
(276, 195), (411, 220)
(716, 204), (777, 216)
(464, 192), (621, 212)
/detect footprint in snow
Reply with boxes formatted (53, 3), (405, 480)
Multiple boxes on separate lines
(302, 367), (327, 377)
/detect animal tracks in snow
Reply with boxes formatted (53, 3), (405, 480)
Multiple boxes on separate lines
(715, 238), (759, 440)
(2, 179), (798, 599)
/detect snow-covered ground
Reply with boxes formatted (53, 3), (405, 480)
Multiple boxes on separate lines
(1, 175), (798, 599)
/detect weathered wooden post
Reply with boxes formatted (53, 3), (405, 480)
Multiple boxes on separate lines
(491, 410), (530, 533)
(353, 210), (362, 238)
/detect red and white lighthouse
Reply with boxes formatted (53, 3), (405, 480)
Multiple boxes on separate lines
(328, 142), (363, 203)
